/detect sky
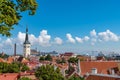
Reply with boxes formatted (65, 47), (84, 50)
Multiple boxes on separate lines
(1, 0), (120, 55)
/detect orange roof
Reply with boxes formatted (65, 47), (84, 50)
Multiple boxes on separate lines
(80, 61), (118, 75)
(7, 57), (14, 63)
(0, 73), (19, 80)
(86, 74), (120, 80)
(0, 58), (5, 62)
(21, 58), (29, 64)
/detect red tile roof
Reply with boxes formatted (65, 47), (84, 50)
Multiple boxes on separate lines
(80, 61), (118, 75)
(0, 73), (19, 80)
(0, 58), (5, 62)
(86, 74), (120, 80)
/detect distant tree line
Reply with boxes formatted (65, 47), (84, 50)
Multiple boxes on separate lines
(39, 54), (52, 61)
(0, 53), (9, 58)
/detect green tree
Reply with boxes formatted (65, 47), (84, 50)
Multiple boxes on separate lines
(39, 56), (45, 61)
(19, 77), (31, 80)
(68, 75), (84, 80)
(35, 65), (64, 80)
(21, 64), (29, 72)
(45, 54), (52, 61)
(68, 57), (78, 64)
(0, 53), (9, 58)
(0, 0), (38, 36)
(8, 62), (20, 73)
(56, 58), (66, 64)
(1, 62), (9, 73)
(0, 62), (20, 73)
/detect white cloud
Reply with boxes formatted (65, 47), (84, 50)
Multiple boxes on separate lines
(75, 37), (83, 43)
(17, 32), (26, 44)
(29, 34), (37, 45)
(4, 38), (13, 46)
(83, 36), (90, 41)
(90, 29), (97, 37)
(98, 30), (119, 42)
(66, 33), (75, 43)
(90, 30), (97, 45)
(54, 37), (63, 45)
(38, 30), (51, 46)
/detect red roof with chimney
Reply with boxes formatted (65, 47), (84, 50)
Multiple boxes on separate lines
(80, 61), (119, 75)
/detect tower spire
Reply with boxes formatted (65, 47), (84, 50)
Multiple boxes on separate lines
(23, 26), (31, 58)
(24, 26), (30, 44)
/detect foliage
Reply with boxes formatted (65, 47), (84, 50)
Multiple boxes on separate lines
(39, 54), (52, 61)
(0, 53), (9, 58)
(45, 54), (52, 61)
(35, 65), (64, 80)
(68, 57), (78, 64)
(0, 62), (20, 73)
(8, 62), (20, 73)
(0, 0), (38, 36)
(68, 75), (84, 80)
(65, 66), (74, 74)
(19, 77), (31, 80)
(0, 62), (29, 73)
(56, 58), (66, 64)
(21, 64), (30, 72)
(39, 56), (45, 61)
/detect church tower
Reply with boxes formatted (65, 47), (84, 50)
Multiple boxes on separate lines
(23, 27), (31, 58)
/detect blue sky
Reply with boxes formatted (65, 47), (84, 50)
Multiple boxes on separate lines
(1, 0), (120, 54)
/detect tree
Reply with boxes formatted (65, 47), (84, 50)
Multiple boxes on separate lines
(0, 53), (9, 58)
(45, 54), (52, 61)
(39, 56), (45, 61)
(0, 62), (20, 73)
(56, 58), (66, 64)
(35, 65), (64, 80)
(19, 77), (31, 80)
(8, 62), (20, 73)
(21, 64), (29, 72)
(68, 57), (78, 64)
(0, 0), (38, 36)
(68, 75), (84, 80)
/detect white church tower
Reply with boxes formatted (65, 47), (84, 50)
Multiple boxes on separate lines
(23, 27), (31, 58)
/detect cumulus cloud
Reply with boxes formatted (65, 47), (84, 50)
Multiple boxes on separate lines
(38, 30), (51, 46)
(90, 29), (97, 37)
(17, 32), (26, 44)
(83, 36), (90, 41)
(66, 33), (75, 43)
(75, 37), (83, 43)
(98, 30), (119, 42)
(4, 38), (13, 46)
(75, 36), (89, 43)
(90, 30), (97, 45)
(54, 37), (63, 45)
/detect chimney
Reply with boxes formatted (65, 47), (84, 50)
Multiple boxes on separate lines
(111, 69), (115, 75)
(91, 68), (97, 74)
(14, 43), (16, 56)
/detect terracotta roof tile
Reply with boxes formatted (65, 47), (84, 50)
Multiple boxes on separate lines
(0, 73), (19, 80)
(86, 74), (120, 80)
(80, 61), (118, 75)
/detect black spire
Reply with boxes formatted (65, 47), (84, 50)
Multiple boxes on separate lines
(24, 27), (30, 44)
